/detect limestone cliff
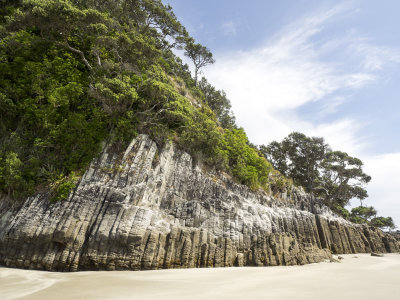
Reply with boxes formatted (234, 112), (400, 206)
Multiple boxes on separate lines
(0, 135), (398, 271)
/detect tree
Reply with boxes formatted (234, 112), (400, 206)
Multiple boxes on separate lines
(223, 128), (272, 190)
(198, 77), (236, 128)
(349, 206), (396, 231)
(184, 42), (215, 85)
(370, 216), (396, 231)
(350, 206), (377, 224)
(0, 152), (23, 198)
(15, 0), (111, 71)
(320, 151), (371, 207)
(260, 132), (371, 211)
(260, 132), (329, 193)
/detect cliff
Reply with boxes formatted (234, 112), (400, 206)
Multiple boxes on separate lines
(0, 135), (398, 271)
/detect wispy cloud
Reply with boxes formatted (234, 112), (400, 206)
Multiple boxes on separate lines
(318, 96), (347, 117)
(203, 3), (400, 225)
(204, 4), (399, 150)
(205, 4), (375, 152)
(352, 42), (400, 71)
(221, 20), (238, 36)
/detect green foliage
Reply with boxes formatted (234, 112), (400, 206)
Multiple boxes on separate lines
(222, 129), (272, 190)
(260, 131), (396, 226)
(0, 0), (270, 202)
(90, 76), (139, 116)
(261, 132), (371, 210)
(333, 205), (351, 219)
(180, 108), (228, 168)
(370, 216), (396, 231)
(350, 206), (376, 223)
(0, 29), (107, 198)
(320, 151), (371, 207)
(184, 41), (215, 85)
(268, 169), (293, 196)
(349, 205), (396, 230)
(261, 132), (328, 192)
(137, 80), (272, 191)
(0, 152), (27, 198)
(198, 77), (236, 129)
(49, 172), (78, 202)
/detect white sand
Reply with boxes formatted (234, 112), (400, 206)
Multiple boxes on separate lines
(1, 253), (400, 300)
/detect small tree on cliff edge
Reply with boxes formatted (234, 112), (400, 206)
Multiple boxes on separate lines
(260, 132), (329, 192)
(319, 150), (371, 208)
(370, 216), (396, 231)
(350, 206), (377, 224)
(350, 206), (396, 230)
(260, 132), (371, 212)
(184, 41), (215, 85)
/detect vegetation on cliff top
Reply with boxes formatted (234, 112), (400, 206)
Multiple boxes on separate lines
(0, 0), (272, 201)
(0, 0), (395, 229)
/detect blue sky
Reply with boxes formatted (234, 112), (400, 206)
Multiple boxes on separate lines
(165, 0), (400, 226)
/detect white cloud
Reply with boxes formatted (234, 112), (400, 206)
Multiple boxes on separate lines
(318, 96), (346, 117)
(357, 153), (400, 227)
(221, 21), (237, 36)
(353, 42), (400, 71)
(202, 4), (400, 225)
(310, 119), (367, 154)
(204, 5), (373, 153)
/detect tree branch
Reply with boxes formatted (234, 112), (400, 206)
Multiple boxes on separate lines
(62, 40), (92, 71)
(96, 53), (102, 67)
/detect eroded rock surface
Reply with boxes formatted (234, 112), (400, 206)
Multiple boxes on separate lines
(0, 135), (398, 271)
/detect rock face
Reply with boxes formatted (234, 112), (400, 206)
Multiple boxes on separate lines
(0, 135), (398, 271)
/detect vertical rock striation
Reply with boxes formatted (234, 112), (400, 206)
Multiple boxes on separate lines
(0, 135), (398, 271)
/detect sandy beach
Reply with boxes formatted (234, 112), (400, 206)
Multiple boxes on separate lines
(1, 253), (399, 300)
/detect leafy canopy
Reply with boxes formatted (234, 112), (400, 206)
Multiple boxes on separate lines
(260, 132), (396, 229)
(260, 132), (371, 211)
(350, 206), (396, 230)
(0, 0), (273, 202)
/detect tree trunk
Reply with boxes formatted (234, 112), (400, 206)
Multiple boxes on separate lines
(194, 67), (199, 86)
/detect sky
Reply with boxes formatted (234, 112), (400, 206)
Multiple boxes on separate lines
(165, 0), (400, 226)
